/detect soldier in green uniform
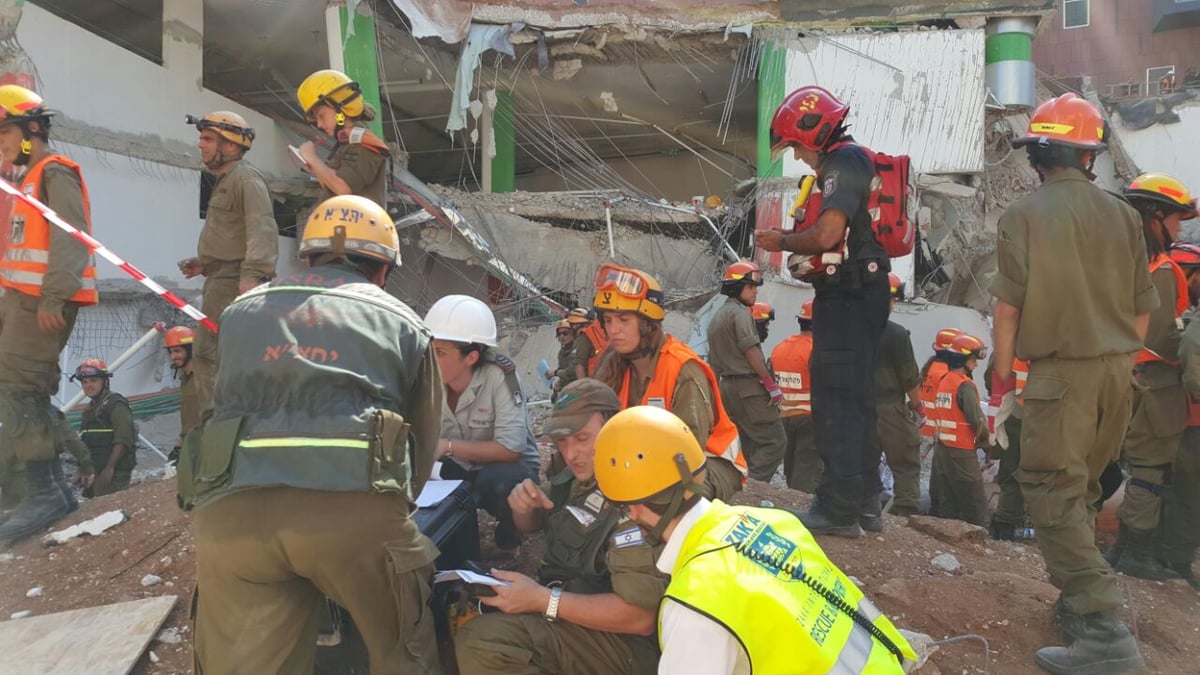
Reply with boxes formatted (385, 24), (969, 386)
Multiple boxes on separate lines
(454, 379), (666, 675)
(548, 319), (578, 400)
(179, 111), (278, 418)
(183, 195), (442, 674)
(296, 70), (390, 207)
(164, 326), (196, 464)
(990, 94), (1151, 674)
(72, 359), (136, 497)
(867, 274), (923, 522)
(1165, 241), (1200, 590)
(706, 260), (785, 481)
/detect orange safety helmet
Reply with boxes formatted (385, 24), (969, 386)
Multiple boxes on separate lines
(750, 302), (775, 322)
(932, 327), (963, 352)
(948, 333), (988, 359)
(769, 86), (850, 156)
(888, 273), (903, 297)
(1170, 243), (1200, 269)
(722, 260), (764, 286)
(72, 358), (110, 381)
(1012, 93), (1106, 150)
(797, 298), (815, 322)
(164, 326), (194, 349)
(1125, 173), (1199, 219)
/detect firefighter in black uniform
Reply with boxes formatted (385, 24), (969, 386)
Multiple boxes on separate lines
(756, 86), (890, 538)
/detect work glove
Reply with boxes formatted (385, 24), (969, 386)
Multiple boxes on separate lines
(762, 375), (783, 406)
(990, 370), (1016, 399)
(907, 399), (926, 426)
(987, 392), (1002, 436)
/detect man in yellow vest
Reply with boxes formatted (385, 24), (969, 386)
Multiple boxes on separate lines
(0, 85), (98, 542)
(593, 405), (917, 674)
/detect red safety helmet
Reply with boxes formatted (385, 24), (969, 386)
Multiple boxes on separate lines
(72, 358), (110, 381)
(888, 273), (903, 297)
(932, 328), (963, 352)
(948, 334), (988, 359)
(164, 326), (194, 349)
(750, 302), (775, 322)
(1170, 243), (1200, 269)
(769, 86), (850, 156)
(722, 260), (763, 286)
(1012, 93), (1106, 150)
(797, 298), (815, 322)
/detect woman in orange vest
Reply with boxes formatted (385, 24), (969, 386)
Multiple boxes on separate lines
(0, 85), (98, 544)
(770, 298), (820, 492)
(1166, 241), (1200, 589)
(591, 263), (747, 501)
(930, 333), (989, 526)
(1110, 174), (1196, 581)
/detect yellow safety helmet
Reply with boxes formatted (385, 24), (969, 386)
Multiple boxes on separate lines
(297, 69), (365, 125)
(592, 264), (666, 321)
(593, 406), (706, 505)
(187, 111), (255, 150)
(1125, 173), (1199, 219)
(299, 195), (400, 267)
(0, 85), (54, 164)
(556, 319), (571, 331)
(566, 307), (591, 325)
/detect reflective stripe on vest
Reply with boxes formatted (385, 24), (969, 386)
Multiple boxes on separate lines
(1189, 393), (1200, 428)
(771, 334), (813, 417)
(581, 320), (609, 376)
(1013, 358), (1029, 407)
(935, 370), (977, 450)
(662, 501), (913, 674)
(919, 361), (949, 439)
(619, 335), (748, 478)
(239, 437), (370, 450)
(0, 155), (98, 304)
(1137, 255), (1187, 366)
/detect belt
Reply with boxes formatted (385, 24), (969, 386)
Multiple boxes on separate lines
(719, 373), (757, 380)
(812, 258), (889, 289)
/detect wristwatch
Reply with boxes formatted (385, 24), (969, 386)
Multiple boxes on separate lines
(544, 587), (562, 622)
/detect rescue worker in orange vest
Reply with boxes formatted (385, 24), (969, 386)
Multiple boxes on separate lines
(180, 110), (278, 419)
(1167, 240), (1200, 590)
(750, 301), (774, 344)
(296, 70), (391, 206)
(771, 298), (821, 492)
(164, 326), (197, 465)
(707, 261), (786, 482)
(591, 263), (746, 501)
(919, 328), (962, 516)
(0, 85), (99, 543)
(592, 406), (917, 674)
(931, 333), (989, 526)
(985, 357), (1030, 540)
(573, 309), (609, 380)
(867, 273), (923, 522)
(1107, 173), (1196, 581)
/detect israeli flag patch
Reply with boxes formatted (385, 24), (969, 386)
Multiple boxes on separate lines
(612, 526), (644, 549)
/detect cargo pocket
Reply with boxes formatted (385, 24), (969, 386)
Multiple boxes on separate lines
(175, 426), (204, 510)
(185, 416), (244, 506)
(386, 543), (440, 674)
(1018, 375), (1069, 472)
(1140, 385), (1188, 440)
(815, 350), (856, 390)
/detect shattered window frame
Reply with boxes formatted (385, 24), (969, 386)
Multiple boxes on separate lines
(1063, 0), (1090, 29)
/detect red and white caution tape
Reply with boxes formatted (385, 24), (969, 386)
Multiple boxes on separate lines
(0, 176), (216, 332)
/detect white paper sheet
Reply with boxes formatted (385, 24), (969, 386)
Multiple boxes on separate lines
(415, 479), (462, 508)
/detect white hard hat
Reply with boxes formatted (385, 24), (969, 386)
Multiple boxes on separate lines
(424, 295), (498, 347)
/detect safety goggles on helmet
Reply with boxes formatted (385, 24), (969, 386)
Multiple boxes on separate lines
(592, 264), (665, 321)
(723, 261), (764, 286)
(71, 358), (110, 381)
(186, 113), (255, 149)
(949, 334), (988, 359)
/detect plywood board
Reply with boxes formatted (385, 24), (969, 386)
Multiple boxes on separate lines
(0, 595), (177, 675)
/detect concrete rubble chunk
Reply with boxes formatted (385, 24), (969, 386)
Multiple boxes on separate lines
(42, 510), (128, 546)
(930, 553), (961, 573)
(25, 587), (42, 598)
(9, 610), (32, 620)
(898, 628), (938, 669)
(907, 515), (988, 544)
(922, 180), (978, 199)
(155, 627), (183, 644)
(140, 574), (164, 587)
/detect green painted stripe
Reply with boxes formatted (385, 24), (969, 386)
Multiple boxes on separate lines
(340, 7), (384, 137)
(757, 41), (787, 179)
(985, 32), (1032, 64)
(491, 91), (516, 193)
(240, 437), (370, 449)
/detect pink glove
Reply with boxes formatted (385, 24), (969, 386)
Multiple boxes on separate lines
(762, 376), (783, 406)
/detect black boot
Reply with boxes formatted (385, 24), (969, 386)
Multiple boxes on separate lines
(1166, 561), (1200, 592)
(860, 493), (884, 533)
(798, 507), (863, 539)
(1114, 527), (1181, 581)
(49, 459), (78, 515)
(1103, 524), (1128, 568)
(991, 520), (1018, 542)
(0, 460), (70, 545)
(1054, 597), (1086, 646)
(1035, 612), (1145, 675)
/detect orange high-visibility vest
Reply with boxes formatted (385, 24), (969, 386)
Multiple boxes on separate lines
(619, 335), (748, 478)
(770, 333), (813, 417)
(935, 370), (979, 450)
(919, 360), (950, 439)
(581, 320), (609, 376)
(1136, 253), (1187, 366)
(0, 155), (97, 304)
(1013, 358), (1029, 408)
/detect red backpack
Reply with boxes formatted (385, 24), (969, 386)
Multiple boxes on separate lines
(791, 146), (915, 259)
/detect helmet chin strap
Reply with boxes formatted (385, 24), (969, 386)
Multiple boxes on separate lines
(643, 453), (701, 547)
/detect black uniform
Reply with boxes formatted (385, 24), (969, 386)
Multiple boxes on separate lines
(809, 142), (891, 526)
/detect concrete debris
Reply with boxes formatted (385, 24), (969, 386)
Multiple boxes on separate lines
(553, 58), (583, 80)
(9, 610), (31, 620)
(148, 651), (160, 664)
(0, 553), (13, 563)
(155, 627), (183, 644)
(930, 553), (961, 573)
(25, 587), (42, 598)
(897, 628), (939, 669)
(921, 180), (978, 200)
(600, 91), (619, 113)
(43, 510), (128, 546)
(908, 515), (988, 545)
(140, 574), (164, 587)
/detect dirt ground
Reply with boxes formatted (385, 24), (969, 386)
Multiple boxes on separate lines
(1, 467), (1198, 674)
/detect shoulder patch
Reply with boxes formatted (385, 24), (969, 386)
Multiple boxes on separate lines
(491, 353), (516, 373)
(565, 505), (597, 527)
(823, 170), (839, 198)
(584, 490), (606, 514)
(612, 526), (645, 549)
